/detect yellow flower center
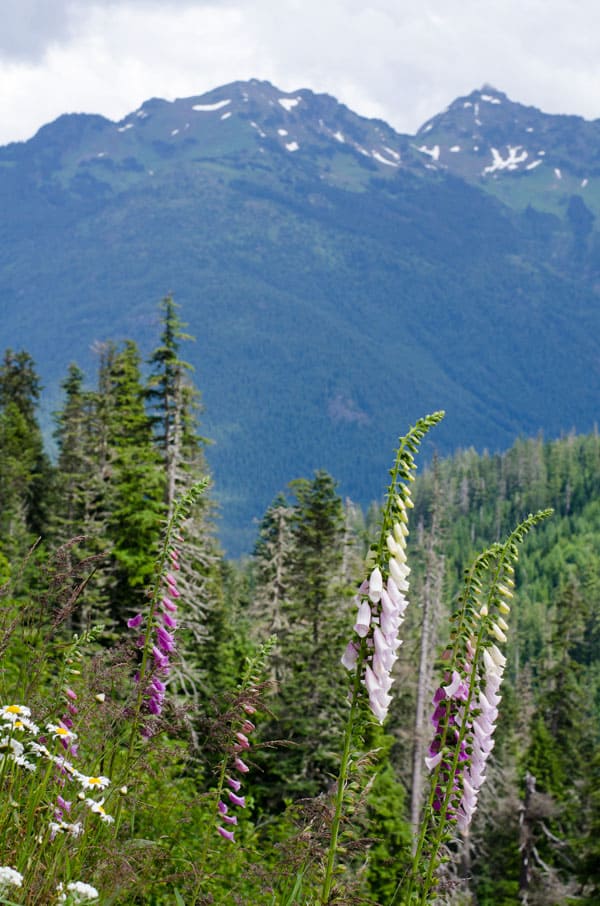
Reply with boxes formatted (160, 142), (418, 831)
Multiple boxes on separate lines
(6, 705), (23, 714)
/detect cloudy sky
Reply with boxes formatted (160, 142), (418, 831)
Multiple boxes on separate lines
(2, 0), (600, 146)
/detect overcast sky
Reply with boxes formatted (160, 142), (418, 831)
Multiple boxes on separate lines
(2, 0), (600, 146)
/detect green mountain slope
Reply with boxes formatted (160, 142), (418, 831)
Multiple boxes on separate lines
(0, 80), (598, 553)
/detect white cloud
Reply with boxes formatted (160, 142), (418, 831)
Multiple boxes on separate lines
(0, 0), (599, 146)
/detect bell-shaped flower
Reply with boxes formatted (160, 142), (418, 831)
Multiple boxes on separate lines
(341, 641), (359, 671)
(368, 567), (383, 603)
(353, 600), (372, 638)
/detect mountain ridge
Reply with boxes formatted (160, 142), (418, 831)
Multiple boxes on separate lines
(1, 79), (598, 554)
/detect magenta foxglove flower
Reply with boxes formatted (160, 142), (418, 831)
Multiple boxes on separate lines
(235, 732), (250, 749)
(234, 756), (249, 773)
(162, 612), (177, 629)
(217, 826), (235, 842)
(152, 646), (170, 672)
(127, 613), (143, 629)
(156, 626), (175, 654)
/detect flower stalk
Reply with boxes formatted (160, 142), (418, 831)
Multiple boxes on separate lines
(401, 508), (552, 905)
(320, 412), (444, 905)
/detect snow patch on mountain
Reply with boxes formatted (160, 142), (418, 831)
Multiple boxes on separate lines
(192, 99), (231, 112)
(418, 144), (440, 161)
(372, 150), (398, 167)
(279, 97), (301, 112)
(483, 146), (528, 174)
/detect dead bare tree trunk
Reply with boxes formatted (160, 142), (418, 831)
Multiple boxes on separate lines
(519, 771), (537, 903)
(410, 469), (445, 840)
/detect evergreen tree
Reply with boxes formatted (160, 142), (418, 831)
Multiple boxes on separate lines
(251, 493), (295, 680)
(254, 470), (351, 808)
(103, 340), (165, 618)
(146, 297), (224, 698)
(0, 349), (52, 559)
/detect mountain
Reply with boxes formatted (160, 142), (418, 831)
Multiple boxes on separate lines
(0, 80), (598, 554)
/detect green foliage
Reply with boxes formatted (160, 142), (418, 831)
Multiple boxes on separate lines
(1, 311), (599, 904)
(0, 350), (52, 558)
(253, 470), (350, 809)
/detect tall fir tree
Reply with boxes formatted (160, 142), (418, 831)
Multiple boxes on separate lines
(254, 470), (351, 808)
(102, 340), (165, 620)
(146, 296), (226, 699)
(0, 349), (52, 561)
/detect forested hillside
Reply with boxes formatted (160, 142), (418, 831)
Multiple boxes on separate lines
(2, 80), (600, 554)
(0, 308), (598, 903)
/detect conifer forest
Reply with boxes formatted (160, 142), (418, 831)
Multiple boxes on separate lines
(0, 298), (599, 905)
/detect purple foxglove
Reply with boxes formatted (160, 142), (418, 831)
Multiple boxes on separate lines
(443, 671), (469, 701)
(127, 613), (143, 629)
(228, 791), (246, 808)
(217, 826), (235, 842)
(156, 626), (176, 654)
(152, 646), (170, 671)
(235, 732), (250, 749)
(146, 698), (162, 716)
